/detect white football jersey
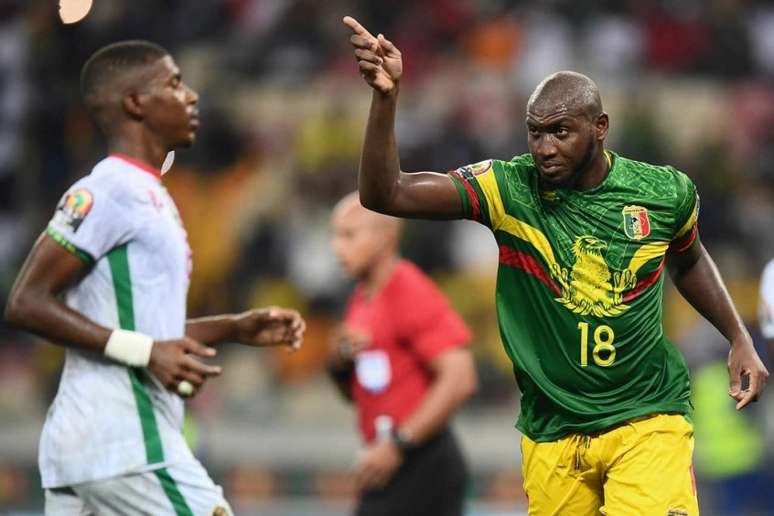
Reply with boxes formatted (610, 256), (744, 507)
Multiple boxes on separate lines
(759, 259), (774, 339)
(40, 155), (196, 488)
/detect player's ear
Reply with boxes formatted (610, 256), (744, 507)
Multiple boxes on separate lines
(594, 112), (609, 141)
(122, 91), (144, 121)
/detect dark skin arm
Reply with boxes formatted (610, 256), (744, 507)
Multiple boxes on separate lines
(5, 234), (221, 396)
(186, 308), (305, 350)
(343, 16), (462, 219)
(667, 238), (769, 410)
(353, 348), (477, 490)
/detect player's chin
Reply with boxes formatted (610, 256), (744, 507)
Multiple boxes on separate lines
(339, 261), (362, 278)
(539, 169), (572, 187)
(340, 264), (358, 278)
(176, 132), (197, 148)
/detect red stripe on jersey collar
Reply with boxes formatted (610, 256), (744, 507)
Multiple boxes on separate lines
(110, 153), (162, 179)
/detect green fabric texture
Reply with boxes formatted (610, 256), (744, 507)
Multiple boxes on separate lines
(451, 152), (698, 441)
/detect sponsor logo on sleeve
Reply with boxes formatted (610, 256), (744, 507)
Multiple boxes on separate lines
(54, 189), (93, 232)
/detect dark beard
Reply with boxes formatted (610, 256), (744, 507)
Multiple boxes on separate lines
(573, 136), (598, 182)
(548, 136), (599, 190)
(538, 137), (598, 191)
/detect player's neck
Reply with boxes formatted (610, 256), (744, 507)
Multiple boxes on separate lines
(573, 150), (611, 191)
(362, 254), (400, 299)
(107, 137), (168, 171)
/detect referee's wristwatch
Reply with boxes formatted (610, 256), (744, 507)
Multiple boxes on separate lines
(391, 429), (416, 455)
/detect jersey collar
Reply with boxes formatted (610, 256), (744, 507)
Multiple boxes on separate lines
(110, 153), (162, 180)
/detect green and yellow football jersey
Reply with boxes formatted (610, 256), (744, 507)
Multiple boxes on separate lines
(449, 151), (699, 441)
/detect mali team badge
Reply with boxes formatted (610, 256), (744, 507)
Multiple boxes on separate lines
(622, 205), (651, 240)
(55, 188), (94, 232)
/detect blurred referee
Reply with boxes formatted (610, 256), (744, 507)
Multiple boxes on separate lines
(329, 192), (477, 516)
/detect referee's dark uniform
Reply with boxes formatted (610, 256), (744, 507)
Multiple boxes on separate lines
(357, 428), (468, 516)
(328, 260), (474, 516)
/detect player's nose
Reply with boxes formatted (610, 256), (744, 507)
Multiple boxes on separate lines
(535, 135), (557, 159)
(184, 83), (199, 105)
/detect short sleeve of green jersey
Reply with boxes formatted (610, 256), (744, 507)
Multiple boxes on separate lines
(669, 169), (700, 253)
(448, 159), (507, 230)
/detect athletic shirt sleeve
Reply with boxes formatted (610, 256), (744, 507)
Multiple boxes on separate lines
(393, 266), (471, 364)
(448, 159), (508, 230)
(669, 169), (699, 253)
(759, 260), (774, 339)
(47, 177), (136, 263)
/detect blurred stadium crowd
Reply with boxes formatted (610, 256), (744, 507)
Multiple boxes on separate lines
(0, 0), (773, 514)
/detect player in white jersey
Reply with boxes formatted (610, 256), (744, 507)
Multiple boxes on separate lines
(5, 41), (305, 516)
(759, 259), (774, 364)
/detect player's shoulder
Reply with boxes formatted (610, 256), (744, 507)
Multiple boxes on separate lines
(505, 153), (536, 168)
(497, 153), (536, 178)
(393, 260), (433, 287)
(499, 153), (539, 186)
(488, 153), (541, 207)
(614, 153), (693, 188)
(71, 157), (149, 203)
(387, 260), (453, 323)
(613, 152), (695, 202)
(459, 154), (535, 179)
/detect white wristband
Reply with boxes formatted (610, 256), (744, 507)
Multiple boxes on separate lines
(104, 329), (154, 367)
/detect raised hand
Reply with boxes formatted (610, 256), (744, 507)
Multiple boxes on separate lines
(343, 16), (402, 95)
(234, 307), (306, 351)
(148, 337), (222, 397)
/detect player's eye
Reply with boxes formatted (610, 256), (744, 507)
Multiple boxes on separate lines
(555, 127), (569, 137)
(528, 127), (540, 136)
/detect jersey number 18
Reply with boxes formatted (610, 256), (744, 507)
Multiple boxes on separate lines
(577, 322), (616, 367)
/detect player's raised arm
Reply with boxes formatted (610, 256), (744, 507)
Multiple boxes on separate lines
(343, 16), (462, 219)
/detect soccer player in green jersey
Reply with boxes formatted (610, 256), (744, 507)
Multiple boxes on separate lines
(343, 16), (769, 515)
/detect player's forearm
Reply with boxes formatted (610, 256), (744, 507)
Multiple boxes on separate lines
(359, 89), (402, 213)
(398, 354), (477, 445)
(669, 244), (749, 344)
(5, 291), (112, 352)
(185, 315), (237, 346)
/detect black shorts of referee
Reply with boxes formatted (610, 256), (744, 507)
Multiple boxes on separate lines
(355, 428), (468, 516)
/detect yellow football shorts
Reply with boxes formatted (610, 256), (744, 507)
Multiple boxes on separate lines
(521, 413), (698, 515)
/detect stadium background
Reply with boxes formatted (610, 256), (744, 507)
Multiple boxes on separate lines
(1, 0), (773, 514)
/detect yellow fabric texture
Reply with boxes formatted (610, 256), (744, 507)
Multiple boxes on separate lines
(521, 413), (698, 516)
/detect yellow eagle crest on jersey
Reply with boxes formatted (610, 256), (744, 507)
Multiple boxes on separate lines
(553, 236), (637, 317)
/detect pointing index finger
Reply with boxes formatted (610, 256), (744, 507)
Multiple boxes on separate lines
(343, 16), (374, 39)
